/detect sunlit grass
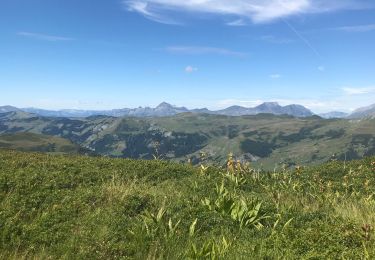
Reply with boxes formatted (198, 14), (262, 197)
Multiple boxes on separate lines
(0, 150), (374, 259)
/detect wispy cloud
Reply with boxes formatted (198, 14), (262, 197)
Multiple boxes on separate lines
(124, 0), (373, 24)
(270, 74), (281, 79)
(258, 35), (294, 44)
(185, 66), (198, 73)
(165, 46), (247, 57)
(17, 32), (74, 42)
(318, 66), (325, 71)
(125, 1), (182, 24)
(226, 19), (247, 26)
(342, 87), (375, 95)
(333, 24), (375, 32)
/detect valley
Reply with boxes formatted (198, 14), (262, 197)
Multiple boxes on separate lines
(1, 110), (374, 169)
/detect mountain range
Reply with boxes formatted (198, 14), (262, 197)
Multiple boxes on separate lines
(1, 102), (314, 118)
(208, 102), (314, 117)
(0, 102), (374, 119)
(0, 109), (374, 169)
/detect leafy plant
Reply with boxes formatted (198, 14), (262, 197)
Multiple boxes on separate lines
(186, 237), (231, 260)
(230, 199), (268, 229)
(223, 171), (246, 187)
(189, 218), (198, 238)
(202, 182), (268, 229)
(140, 206), (181, 239)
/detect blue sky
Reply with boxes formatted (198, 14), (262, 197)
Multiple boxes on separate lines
(0, 0), (374, 113)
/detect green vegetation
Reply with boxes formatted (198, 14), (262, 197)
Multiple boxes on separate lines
(1, 112), (375, 169)
(0, 133), (81, 154)
(1, 150), (375, 259)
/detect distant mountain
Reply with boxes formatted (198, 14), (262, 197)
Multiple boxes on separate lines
(22, 108), (99, 118)
(190, 108), (212, 114)
(0, 106), (20, 113)
(0, 111), (34, 120)
(214, 105), (252, 116)
(348, 103), (375, 119)
(22, 102), (190, 118)
(6, 102), (313, 118)
(255, 102), (282, 114)
(319, 111), (349, 119)
(214, 102), (314, 117)
(276, 104), (314, 117)
(140, 102), (189, 117)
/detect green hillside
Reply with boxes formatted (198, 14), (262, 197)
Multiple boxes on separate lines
(0, 132), (82, 154)
(0, 150), (374, 259)
(0, 112), (374, 169)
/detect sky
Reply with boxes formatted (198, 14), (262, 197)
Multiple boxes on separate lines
(0, 0), (375, 113)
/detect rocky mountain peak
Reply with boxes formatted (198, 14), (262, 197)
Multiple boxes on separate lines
(156, 102), (174, 109)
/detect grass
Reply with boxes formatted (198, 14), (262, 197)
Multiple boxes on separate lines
(0, 150), (375, 259)
(0, 133), (81, 154)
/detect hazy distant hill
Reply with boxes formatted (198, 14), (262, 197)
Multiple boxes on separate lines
(0, 111), (34, 120)
(0, 132), (82, 154)
(17, 102), (313, 118)
(0, 111), (374, 169)
(0, 106), (20, 113)
(22, 102), (190, 118)
(319, 111), (348, 119)
(211, 102), (313, 117)
(348, 103), (375, 119)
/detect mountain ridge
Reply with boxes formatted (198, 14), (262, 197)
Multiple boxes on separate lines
(2, 102), (314, 118)
(348, 103), (375, 119)
(3, 102), (375, 119)
(0, 106), (20, 113)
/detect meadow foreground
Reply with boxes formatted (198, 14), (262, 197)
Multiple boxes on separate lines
(0, 150), (374, 259)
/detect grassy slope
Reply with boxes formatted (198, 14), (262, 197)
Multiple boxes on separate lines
(0, 150), (375, 259)
(155, 114), (375, 168)
(0, 133), (81, 154)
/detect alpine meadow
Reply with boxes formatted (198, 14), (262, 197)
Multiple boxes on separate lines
(1, 0), (375, 259)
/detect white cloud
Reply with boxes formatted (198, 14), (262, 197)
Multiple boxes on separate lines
(165, 46), (247, 57)
(125, 1), (182, 24)
(185, 66), (198, 73)
(226, 19), (247, 26)
(342, 87), (375, 95)
(17, 32), (74, 42)
(270, 74), (281, 79)
(124, 0), (373, 24)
